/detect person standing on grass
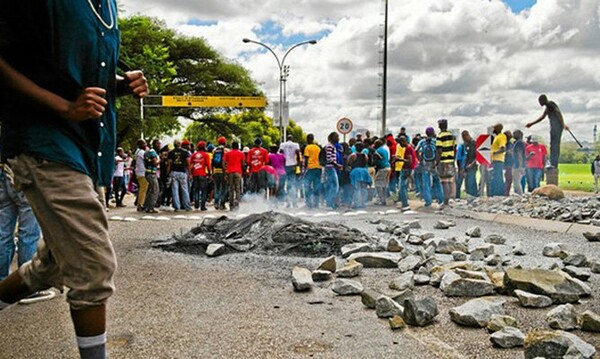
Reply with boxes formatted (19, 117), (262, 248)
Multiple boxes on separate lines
(0, 1), (148, 358)
(527, 94), (568, 169)
(592, 155), (600, 194)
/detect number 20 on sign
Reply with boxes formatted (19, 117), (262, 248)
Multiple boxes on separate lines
(337, 117), (353, 135)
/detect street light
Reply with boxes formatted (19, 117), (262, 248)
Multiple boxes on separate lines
(242, 38), (317, 143)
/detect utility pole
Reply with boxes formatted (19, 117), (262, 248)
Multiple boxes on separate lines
(381, 0), (388, 137)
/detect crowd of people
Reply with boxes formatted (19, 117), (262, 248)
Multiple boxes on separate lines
(107, 118), (554, 213)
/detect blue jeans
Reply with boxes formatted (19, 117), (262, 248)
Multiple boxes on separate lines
(352, 182), (368, 208)
(171, 171), (191, 210)
(399, 169), (411, 207)
(490, 161), (505, 196)
(421, 167), (444, 206)
(285, 166), (298, 205)
(304, 169), (322, 208)
(323, 167), (339, 209)
(413, 166), (422, 195)
(465, 168), (478, 197)
(0, 169), (41, 280)
(526, 168), (543, 192)
(213, 173), (227, 208)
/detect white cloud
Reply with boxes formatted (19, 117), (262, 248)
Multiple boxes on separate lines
(120, 0), (600, 144)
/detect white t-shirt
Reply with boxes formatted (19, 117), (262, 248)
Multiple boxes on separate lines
(280, 140), (300, 167)
(135, 149), (146, 177)
(114, 155), (125, 177)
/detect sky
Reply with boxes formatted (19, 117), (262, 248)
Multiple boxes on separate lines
(119, 0), (600, 144)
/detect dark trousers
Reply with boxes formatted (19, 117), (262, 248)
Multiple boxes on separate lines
(213, 173), (227, 208)
(550, 128), (562, 168)
(192, 176), (208, 210)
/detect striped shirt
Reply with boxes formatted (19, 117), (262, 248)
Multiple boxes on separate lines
(325, 144), (337, 167)
(437, 131), (456, 164)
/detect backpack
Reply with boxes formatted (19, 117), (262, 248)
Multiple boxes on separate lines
(370, 150), (382, 168)
(318, 146), (328, 167)
(212, 148), (225, 169)
(421, 138), (436, 162)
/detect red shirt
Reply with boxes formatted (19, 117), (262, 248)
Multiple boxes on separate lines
(190, 151), (211, 176)
(224, 149), (245, 174)
(403, 145), (419, 170)
(526, 144), (547, 169)
(247, 147), (269, 173)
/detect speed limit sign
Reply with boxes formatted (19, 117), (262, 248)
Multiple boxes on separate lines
(336, 117), (353, 135)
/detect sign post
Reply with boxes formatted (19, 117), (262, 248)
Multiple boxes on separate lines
(336, 117), (353, 143)
(475, 134), (492, 166)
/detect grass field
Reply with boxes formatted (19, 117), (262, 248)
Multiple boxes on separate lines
(556, 163), (595, 192)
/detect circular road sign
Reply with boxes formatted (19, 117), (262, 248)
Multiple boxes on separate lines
(336, 117), (353, 135)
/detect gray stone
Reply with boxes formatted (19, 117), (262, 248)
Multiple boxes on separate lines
(389, 288), (415, 304)
(486, 314), (519, 333)
(332, 279), (364, 296)
(414, 274), (431, 285)
(389, 272), (414, 291)
(311, 270), (333, 282)
(466, 226), (481, 238)
(347, 252), (402, 268)
(407, 235), (424, 245)
(441, 271), (495, 297)
(490, 327), (525, 348)
(377, 224), (391, 233)
(514, 290), (553, 308)
(206, 243), (227, 257)
(420, 232), (435, 240)
(524, 330), (596, 359)
(429, 267), (446, 287)
(502, 197), (515, 206)
(563, 253), (587, 268)
(436, 238), (468, 255)
(336, 260), (364, 278)
(470, 244), (495, 260)
(546, 304), (578, 330)
(563, 266), (592, 281)
(389, 315), (406, 330)
(449, 297), (506, 328)
(386, 238), (405, 252)
(590, 260), (600, 274)
(317, 256), (337, 272)
(361, 288), (381, 309)
(583, 232), (600, 242)
(503, 267), (591, 304)
(376, 295), (404, 318)
(341, 243), (375, 258)
(455, 269), (490, 281)
(543, 243), (569, 259)
(434, 220), (452, 230)
(452, 251), (468, 262)
(512, 242), (526, 256)
(393, 225), (411, 236)
(404, 220), (422, 229)
(398, 255), (423, 273)
(579, 310), (600, 333)
(403, 297), (439, 327)
(484, 234), (506, 245)
(292, 267), (313, 291)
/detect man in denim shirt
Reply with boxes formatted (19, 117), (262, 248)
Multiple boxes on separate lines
(0, 2), (148, 358)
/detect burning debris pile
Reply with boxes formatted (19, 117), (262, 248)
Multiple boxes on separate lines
(154, 211), (374, 257)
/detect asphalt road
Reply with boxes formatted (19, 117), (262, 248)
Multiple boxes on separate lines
(1, 198), (599, 359)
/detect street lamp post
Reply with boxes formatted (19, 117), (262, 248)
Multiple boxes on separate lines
(242, 38), (317, 143)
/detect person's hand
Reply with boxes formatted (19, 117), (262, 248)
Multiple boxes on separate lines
(564, 124), (570, 131)
(124, 71), (149, 98)
(64, 87), (107, 122)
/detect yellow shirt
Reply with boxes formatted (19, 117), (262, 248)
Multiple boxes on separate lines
(304, 144), (322, 170)
(394, 145), (405, 171)
(491, 133), (507, 162)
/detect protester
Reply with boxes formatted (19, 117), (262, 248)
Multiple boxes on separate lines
(527, 94), (567, 169)
(167, 140), (192, 211)
(247, 138), (269, 194)
(461, 131), (479, 199)
(303, 134), (322, 209)
(144, 140), (161, 213)
(348, 142), (371, 209)
(455, 140), (466, 199)
(503, 130), (514, 196)
(397, 136), (417, 211)
(417, 127), (443, 208)
(525, 137), (547, 192)
(436, 119), (456, 207)
(373, 139), (391, 206)
(490, 124), (507, 197)
(212, 137), (228, 210)
(323, 132), (342, 209)
(224, 142), (245, 209)
(110, 147), (127, 208)
(280, 135), (301, 207)
(189, 141), (211, 211)
(268, 145), (286, 201)
(135, 139), (148, 211)
(512, 130), (526, 195)
(158, 145), (172, 208)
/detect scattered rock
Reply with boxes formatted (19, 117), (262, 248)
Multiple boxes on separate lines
(292, 267), (313, 292)
(347, 252), (402, 268)
(332, 279), (364, 296)
(512, 242), (526, 256)
(484, 234), (506, 245)
(387, 238), (405, 253)
(377, 224), (391, 233)
(389, 288), (415, 304)
(206, 243), (227, 257)
(449, 297), (506, 328)
(582, 232), (600, 242)
(403, 297), (439, 327)
(591, 260), (600, 274)
(490, 272), (506, 293)
(392, 225), (411, 236)
(542, 243), (569, 259)
(361, 288), (381, 309)
(434, 220), (453, 230)
(484, 254), (507, 266)
(452, 251), (468, 262)
(376, 296), (404, 318)
(502, 197), (515, 206)
(407, 235), (424, 245)
(563, 253), (587, 268)
(503, 267), (591, 304)
(466, 226), (482, 238)
(398, 255), (423, 273)
(414, 274), (431, 285)
(524, 330), (596, 359)
(563, 266), (592, 281)
(312, 270), (333, 282)
(579, 310), (600, 333)
(532, 185), (565, 200)
(470, 244), (495, 261)
(404, 220), (422, 229)
(336, 260), (364, 278)
(490, 327), (525, 348)
(389, 315), (406, 330)
(341, 243), (376, 258)
(389, 272), (414, 292)
(546, 304), (578, 330)
(317, 256), (337, 272)
(454, 269), (490, 281)
(486, 314), (519, 333)
(420, 232), (435, 240)
(436, 238), (468, 255)
(514, 290), (553, 308)
(441, 271), (495, 297)
(429, 267), (446, 287)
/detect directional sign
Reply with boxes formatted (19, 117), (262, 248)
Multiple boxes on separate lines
(161, 96), (266, 108)
(475, 134), (492, 166)
(336, 117), (353, 135)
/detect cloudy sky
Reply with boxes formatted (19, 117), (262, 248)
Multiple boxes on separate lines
(119, 0), (600, 144)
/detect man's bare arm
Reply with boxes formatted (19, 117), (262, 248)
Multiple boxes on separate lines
(526, 109), (548, 128)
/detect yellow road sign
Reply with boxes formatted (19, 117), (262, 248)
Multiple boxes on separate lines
(161, 96), (266, 108)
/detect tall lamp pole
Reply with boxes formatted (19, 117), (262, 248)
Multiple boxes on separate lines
(243, 38), (317, 143)
(382, 0), (389, 137)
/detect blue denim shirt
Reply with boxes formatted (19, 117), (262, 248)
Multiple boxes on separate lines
(0, 0), (120, 187)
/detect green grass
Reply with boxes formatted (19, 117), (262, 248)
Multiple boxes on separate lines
(556, 163), (595, 192)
